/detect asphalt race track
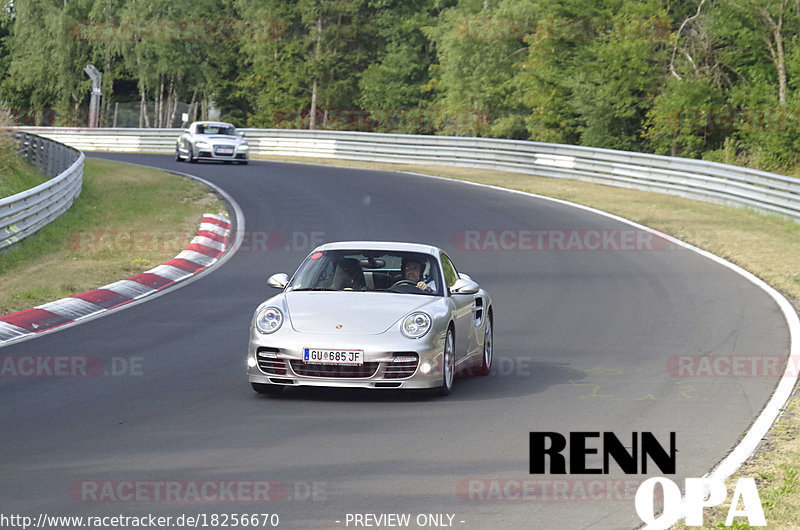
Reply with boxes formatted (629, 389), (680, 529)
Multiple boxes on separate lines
(0, 154), (792, 529)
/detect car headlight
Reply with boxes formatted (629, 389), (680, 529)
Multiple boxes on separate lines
(238, 144), (249, 151)
(196, 141), (210, 149)
(255, 307), (283, 334)
(401, 312), (431, 339)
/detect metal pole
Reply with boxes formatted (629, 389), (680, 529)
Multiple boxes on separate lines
(83, 64), (102, 128)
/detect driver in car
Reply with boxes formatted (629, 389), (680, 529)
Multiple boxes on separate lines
(401, 258), (436, 293)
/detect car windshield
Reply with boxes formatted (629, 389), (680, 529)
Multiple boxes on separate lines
(196, 124), (236, 136)
(288, 250), (442, 296)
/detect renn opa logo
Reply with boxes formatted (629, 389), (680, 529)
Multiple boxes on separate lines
(529, 432), (764, 527)
(635, 477), (765, 528)
(529, 432), (676, 475)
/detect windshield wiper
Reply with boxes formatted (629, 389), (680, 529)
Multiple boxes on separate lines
(290, 287), (336, 292)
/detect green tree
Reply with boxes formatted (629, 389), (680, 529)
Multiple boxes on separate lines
(571, 6), (668, 150)
(513, 0), (597, 144)
(425, 0), (536, 137)
(357, 0), (437, 133)
(237, 0), (376, 129)
(299, 0), (374, 129)
(517, 0), (668, 149)
(708, 0), (800, 169)
(234, 0), (309, 127)
(645, 1), (728, 158)
(3, 0), (95, 125)
(0, 1), (14, 94)
(110, 0), (228, 127)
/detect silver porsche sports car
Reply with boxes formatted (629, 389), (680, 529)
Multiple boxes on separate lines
(175, 121), (249, 164)
(246, 242), (494, 396)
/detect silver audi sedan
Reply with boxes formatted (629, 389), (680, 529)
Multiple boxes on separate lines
(175, 121), (249, 164)
(247, 242), (494, 397)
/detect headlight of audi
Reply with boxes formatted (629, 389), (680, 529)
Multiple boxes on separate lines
(196, 141), (210, 149)
(255, 307), (283, 334)
(239, 143), (249, 151)
(401, 312), (431, 339)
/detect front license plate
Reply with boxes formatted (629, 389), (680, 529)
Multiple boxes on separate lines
(303, 348), (363, 365)
(215, 146), (234, 154)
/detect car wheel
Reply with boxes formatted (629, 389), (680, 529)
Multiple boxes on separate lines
(475, 313), (493, 376)
(438, 327), (455, 396)
(251, 382), (285, 396)
(187, 146), (197, 163)
(175, 147), (183, 161)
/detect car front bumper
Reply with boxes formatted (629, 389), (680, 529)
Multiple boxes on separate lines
(195, 148), (248, 161)
(247, 327), (448, 390)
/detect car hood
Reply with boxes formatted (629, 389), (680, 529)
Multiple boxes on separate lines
(284, 291), (434, 334)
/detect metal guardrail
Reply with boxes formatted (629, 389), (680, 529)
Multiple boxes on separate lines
(1, 132), (84, 249)
(14, 126), (800, 222)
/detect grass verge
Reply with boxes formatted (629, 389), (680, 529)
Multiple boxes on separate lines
(0, 163), (49, 199)
(0, 134), (49, 198)
(0, 158), (225, 314)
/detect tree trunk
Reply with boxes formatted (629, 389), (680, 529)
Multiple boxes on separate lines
(188, 89), (198, 125)
(758, 2), (788, 105)
(143, 86), (151, 128)
(775, 15), (787, 106)
(139, 86), (147, 128)
(309, 16), (322, 130)
(310, 77), (318, 129)
(157, 78), (165, 128)
(165, 76), (177, 128)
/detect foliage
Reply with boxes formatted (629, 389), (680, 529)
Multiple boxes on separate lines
(358, 0), (437, 133)
(2, 0), (800, 170)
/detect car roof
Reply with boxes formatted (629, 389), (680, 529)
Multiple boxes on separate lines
(313, 241), (441, 255)
(191, 121), (235, 128)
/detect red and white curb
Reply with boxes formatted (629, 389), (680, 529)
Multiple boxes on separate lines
(0, 213), (230, 344)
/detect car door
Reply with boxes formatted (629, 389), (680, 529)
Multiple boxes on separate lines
(441, 253), (475, 361)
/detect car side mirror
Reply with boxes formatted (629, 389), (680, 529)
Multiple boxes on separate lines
(267, 273), (289, 289)
(238, 131), (245, 137)
(451, 277), (479, 295)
